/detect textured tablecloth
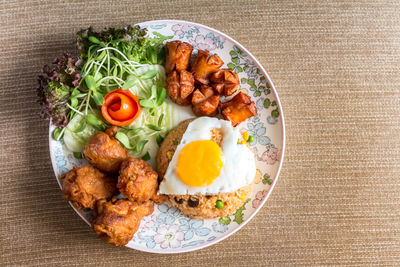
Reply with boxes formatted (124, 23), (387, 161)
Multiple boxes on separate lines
(1, 1), (400, 266)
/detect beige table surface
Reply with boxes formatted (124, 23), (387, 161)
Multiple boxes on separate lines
(1, 0), (400, 266)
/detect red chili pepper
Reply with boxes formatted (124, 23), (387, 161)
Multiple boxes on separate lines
(101, 89), (141, 126)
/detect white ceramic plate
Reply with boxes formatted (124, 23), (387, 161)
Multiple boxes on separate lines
(49, 20), (285, 253)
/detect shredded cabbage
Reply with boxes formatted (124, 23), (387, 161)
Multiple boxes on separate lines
(127, 64), (167, 98)
(117, 64), (172, 167)
(63, 114), (98, 152)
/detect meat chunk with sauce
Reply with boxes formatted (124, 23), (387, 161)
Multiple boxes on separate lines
(210, 68), (239, 96)
(191, 50), (223, 85)
(220, 92), (257, 126)
(165, 41), (193, 74)
(166, 70), (195, 106)
(83, 126), (130, 173)
(117, 157), (159, 202)
(92, 199), (154, 247)
(191, 85), (220, 117)
(60, 166), (116, 210)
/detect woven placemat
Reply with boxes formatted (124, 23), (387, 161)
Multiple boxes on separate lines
(1, 0), (400, 266)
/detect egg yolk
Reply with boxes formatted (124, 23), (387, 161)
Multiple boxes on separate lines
(176, 140), (223, 187)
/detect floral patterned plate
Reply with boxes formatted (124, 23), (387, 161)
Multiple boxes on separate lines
(49, 20), (285, 253)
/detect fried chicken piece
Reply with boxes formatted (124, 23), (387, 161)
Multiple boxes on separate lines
(210, 68), (239, 96)
(165, 41), (194, 74)
(191, 85), (220, 117)
(152, 194), (169, 205)
(166, 70), (195, 105)
(60, 166), (116, 210)
(83, 128), (130, 173)
(92, 199), (154, 247)
(220, 92), (257, 126)
(118, 157), (159, 202)
(191, 50), (224, 85)
(105, 125), (118, 137)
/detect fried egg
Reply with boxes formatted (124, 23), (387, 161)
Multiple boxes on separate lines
(159, 117), (256, 195)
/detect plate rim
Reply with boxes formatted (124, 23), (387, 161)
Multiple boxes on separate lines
(48, 19), (286, 254)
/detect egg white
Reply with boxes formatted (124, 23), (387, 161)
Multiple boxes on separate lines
(159, 117), (256, 195)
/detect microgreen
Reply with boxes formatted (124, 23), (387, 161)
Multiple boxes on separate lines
(156, 134), (164, 146)
(88, 36), (101, 44)
(140, 69), (158, 80)
(53, 127), (63, 140)
(156, 88), (166, 106)
(151, 85), (157, 99)
(140, 99), (155, 109)
(85, 75), (96, 90)
(135, 139), (148, 153)
(70, 97), (78, 108)
(129, 127), (143, 135)
(92, 91), (104, 106)
(73, 120), (87, 133)
(141, 152), (151, 161)
(115, 132), (133, 150)
(146, 124), (161, 131)
(86, 114), (105, 131)
(73, 152), (83, 159)
(122, 77), (138, 90)
(158, 113), (164, 127)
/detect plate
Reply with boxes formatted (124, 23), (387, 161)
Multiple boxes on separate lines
(49, 20), (285, 253)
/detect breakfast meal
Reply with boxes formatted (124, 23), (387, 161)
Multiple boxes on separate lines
(38, 25), (259, 247)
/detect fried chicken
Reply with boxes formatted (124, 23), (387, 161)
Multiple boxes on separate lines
(117, 157), (159, 202)
(83, 126), (130, 173)
(92, 199), (154, 247)
(60, 166), (116, 209)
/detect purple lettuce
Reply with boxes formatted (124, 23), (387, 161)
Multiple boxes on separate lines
(37, 53), (81, 127)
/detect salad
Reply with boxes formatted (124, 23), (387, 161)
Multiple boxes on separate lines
(38, 25), (183, 164)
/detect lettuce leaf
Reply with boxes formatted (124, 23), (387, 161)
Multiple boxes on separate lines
(63, 114), (98, 152)
(37, 53), (81, 127)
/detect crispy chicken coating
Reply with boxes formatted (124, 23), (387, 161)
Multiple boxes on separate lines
(220, 92), (257, 126)
(105, 125), (118, 137)
(191, 50), (224, 85)
(210, 68), (239, 96)
(117, 157), (159, 202)
(92, 199), (154, 247)
(165, 41), (193, 74)
(166, 70), (195, 105)
(191, 85), (220, 117)
(83, 127), (130, 173)
(60, 166), (116, 210)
